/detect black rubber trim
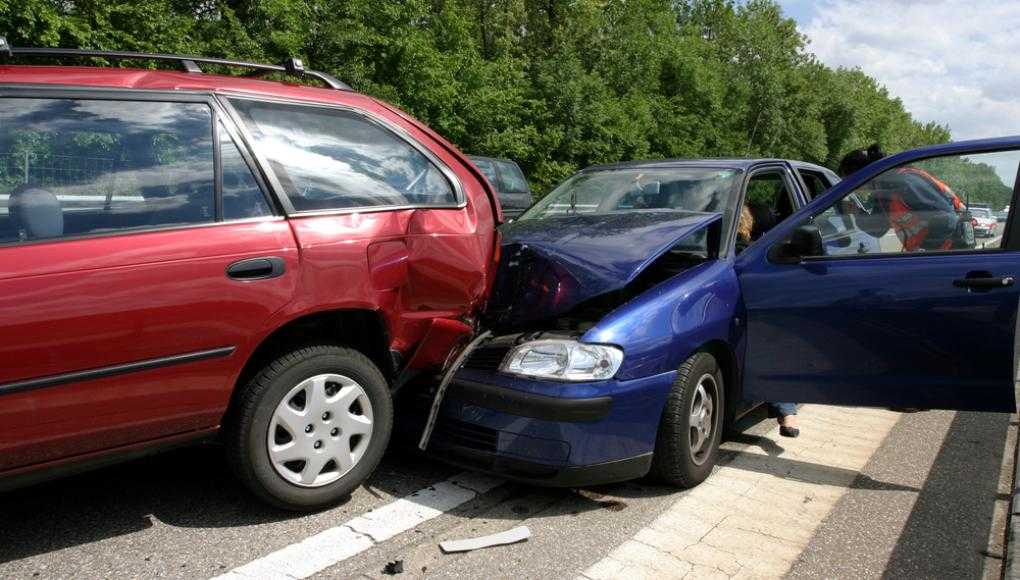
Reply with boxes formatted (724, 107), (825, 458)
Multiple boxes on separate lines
(447, 379), (612, 422)
(0, 347), (236, 397)
(432, 442), (652, 487)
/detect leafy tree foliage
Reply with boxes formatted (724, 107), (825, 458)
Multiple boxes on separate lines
(3, 0), (952, 194)
(924, 156), (1013, 210)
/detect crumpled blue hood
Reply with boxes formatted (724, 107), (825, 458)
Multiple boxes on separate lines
(486, 211), (721, 329)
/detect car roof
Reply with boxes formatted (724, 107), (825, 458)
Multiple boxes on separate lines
(0, 64), (380, 109)
(468, 154), (517, 165)
(581, 158), (831, 174)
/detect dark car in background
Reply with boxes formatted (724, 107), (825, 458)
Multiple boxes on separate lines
(468, 155), (533, 219)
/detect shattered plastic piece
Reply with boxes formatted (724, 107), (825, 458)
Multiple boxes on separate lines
(439, 526), (531, 553)
(383, 560), (404, 575)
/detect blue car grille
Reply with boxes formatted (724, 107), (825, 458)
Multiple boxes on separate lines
(432, 418), (499, 453)
(463, 344), (512, 372)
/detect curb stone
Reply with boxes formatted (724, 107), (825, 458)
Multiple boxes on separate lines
(1005, 409), (1020, 579)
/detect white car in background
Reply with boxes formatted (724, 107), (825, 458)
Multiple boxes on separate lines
(970, 207), (998, 237)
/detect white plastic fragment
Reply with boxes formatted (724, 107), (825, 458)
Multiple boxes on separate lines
(439, 526), (531, 553)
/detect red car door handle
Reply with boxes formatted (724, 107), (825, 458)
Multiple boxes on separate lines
(226, 257), (285, 280)
(953, 276), (1014, 290)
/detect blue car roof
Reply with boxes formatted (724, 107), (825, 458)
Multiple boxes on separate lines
(900, 135), (1020, 158)
(581, 157), (830, 174)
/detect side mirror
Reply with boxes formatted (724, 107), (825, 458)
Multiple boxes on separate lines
(768, 223), (824, 264)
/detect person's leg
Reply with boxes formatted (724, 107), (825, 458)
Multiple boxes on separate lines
(767, 403), (799, 437)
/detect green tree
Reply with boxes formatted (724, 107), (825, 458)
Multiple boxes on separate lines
(0, 0), (951, 194)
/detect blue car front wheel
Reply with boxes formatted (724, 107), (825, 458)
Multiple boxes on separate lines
(650, 352), (724, 488)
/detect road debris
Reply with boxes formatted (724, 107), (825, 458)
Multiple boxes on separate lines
(575, 489), (627, 511)
(383, 560), (404, 575)
(439, 526), (531, 553)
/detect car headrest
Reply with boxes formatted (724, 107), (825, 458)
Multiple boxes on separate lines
(10, 185), (63, 240)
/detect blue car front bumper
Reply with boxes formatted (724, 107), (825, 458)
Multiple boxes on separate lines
(429, 367), (678, 486)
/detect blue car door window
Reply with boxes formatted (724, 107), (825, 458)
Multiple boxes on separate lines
(807, 150), (1018, 256)
(744, 170), (797, 241)
(797, 168), (832, 199)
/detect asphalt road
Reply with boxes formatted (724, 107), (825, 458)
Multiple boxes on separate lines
(788, 409), (1015, 579)
(0, 406), (1013, 579)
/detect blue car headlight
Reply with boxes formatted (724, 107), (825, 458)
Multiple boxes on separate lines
(501, 339), (624, 381)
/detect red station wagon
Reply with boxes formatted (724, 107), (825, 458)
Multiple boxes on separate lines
(0, 43), (500, 510)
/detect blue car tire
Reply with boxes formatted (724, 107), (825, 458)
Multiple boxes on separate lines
(650, 352), (725, 488)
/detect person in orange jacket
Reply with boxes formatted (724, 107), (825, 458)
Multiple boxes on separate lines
(838, 144), (971, 252)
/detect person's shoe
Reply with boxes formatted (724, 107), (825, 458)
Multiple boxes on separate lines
(779, 425), (800, 438)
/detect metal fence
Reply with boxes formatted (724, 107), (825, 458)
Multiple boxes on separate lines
(0, 152), (115, 191)
(0, 153), (117, 215)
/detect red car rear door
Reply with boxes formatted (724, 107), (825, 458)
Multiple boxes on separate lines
(0, 90), (297, 472)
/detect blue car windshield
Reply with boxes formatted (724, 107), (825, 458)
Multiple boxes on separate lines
(519, 167), (740, 248)
(521, 168), (738, 218)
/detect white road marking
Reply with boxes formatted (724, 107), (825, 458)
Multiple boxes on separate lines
(213, 471), (504, 580)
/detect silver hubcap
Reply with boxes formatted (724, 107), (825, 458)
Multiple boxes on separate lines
(267, 373), (374, 488)
(688, 374), (717, 466)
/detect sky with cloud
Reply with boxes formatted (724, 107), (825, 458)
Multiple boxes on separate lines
(778, 0), (1020, 143)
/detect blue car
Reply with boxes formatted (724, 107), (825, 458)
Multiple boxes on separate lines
(425, 143), (1018, 488)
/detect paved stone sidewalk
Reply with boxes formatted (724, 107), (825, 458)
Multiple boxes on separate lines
(579, 405), (901, 579)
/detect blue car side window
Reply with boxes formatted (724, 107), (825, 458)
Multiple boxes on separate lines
(809, 150), (1019, 256)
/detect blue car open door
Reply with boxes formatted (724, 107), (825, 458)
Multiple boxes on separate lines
(735, 139), (1020, 412)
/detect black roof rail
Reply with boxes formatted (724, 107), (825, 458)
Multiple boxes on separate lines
(0, 36), (351, 91)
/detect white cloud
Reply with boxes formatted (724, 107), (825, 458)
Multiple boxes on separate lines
(794, 0), (1020, 142)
